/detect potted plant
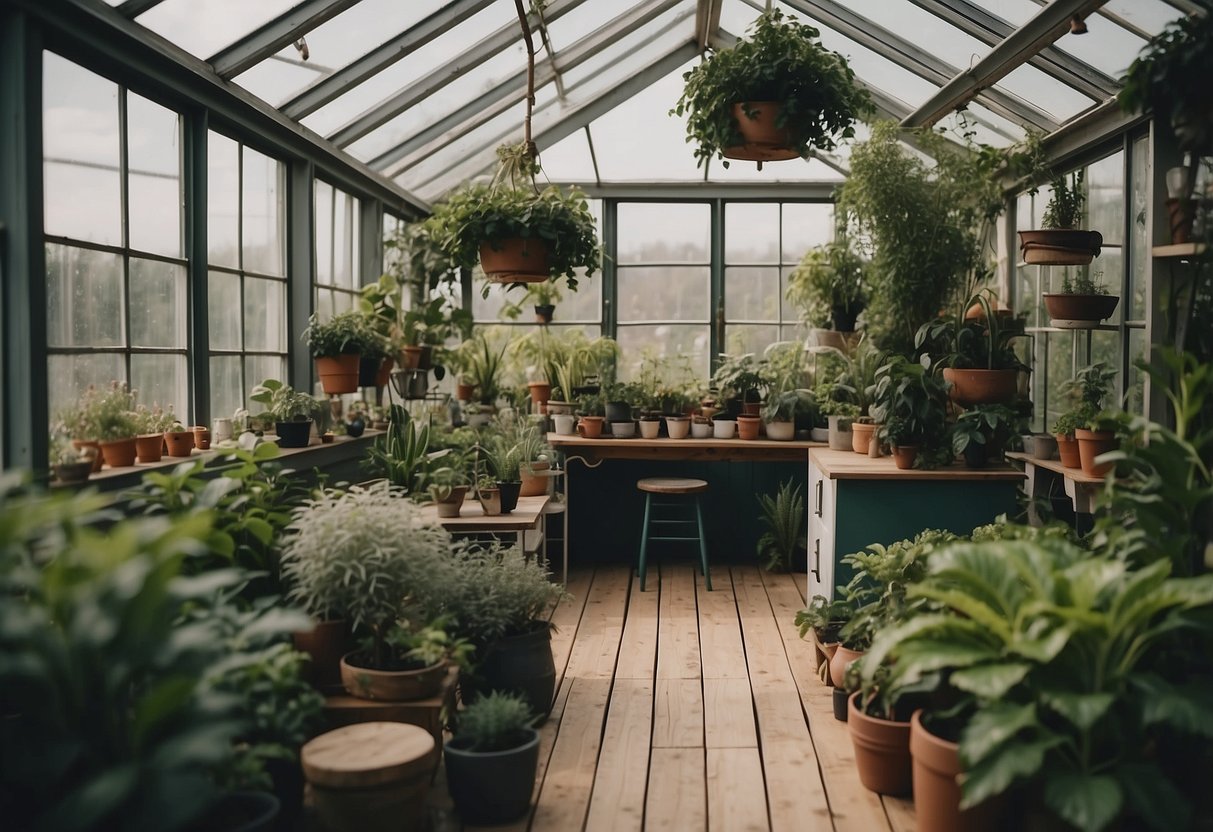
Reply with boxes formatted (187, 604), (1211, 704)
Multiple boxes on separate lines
(915, 292), (1029, 406)
(756, 480), (806, 571)
(444, 542), (567, 718)
(1075, 409), (1127, 478)
(762, 390), (807, 441)
(816, 384), (859, 450)
(443, 692), (540, 824)
(432, 143), (600, 286)
(133, 404), (176, 463)
(478, 434), (525, 514)
(164, 419), (196, 458)
(49, 434), (94, 484)
(870, 356), (951, 470)
(61, 381), (140, 468)
(250, 379), (324, 449)
(502, 281), (564, 324)
(795, 593), (855, 685)
(1018, 169), (1103, 266)
(1052, 363), (1114, 469)
(280, 483), (464, 702)
(458, 331), (508, 407)
(575, 391), (604, 437)
(1042, 269), (1120, 326)
(787, 238), (868, 346)
(1120, 11), (1213, 154)
(950, 404), (1018, 469)
(672, 9), (870, 168)
(303, 311), (366, 395)
(712, 353), (770, 418)
(428, 463), (472, 518)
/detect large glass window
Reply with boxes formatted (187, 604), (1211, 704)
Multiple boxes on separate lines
(314, 180), (363, 321)
(44, 53), (189, 422)
(207, 132), (288, 420)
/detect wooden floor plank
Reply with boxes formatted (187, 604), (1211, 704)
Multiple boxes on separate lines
(564, 567), (632, 680)
(656, 564), (701, 681)
(584, 678), (654, 832)
(882, 797), (916, 832)
(651, 678), (704, 748)
(733, 567), (833, 832)
(549, 568), (595, 677)
(703, 677), (758, 749)
(696, 569), (749, 680)
(707, 747), (770, 832)
(615, 571), (659, 680)
(758, 569), (892, 832)
(644, 748), (707, 832)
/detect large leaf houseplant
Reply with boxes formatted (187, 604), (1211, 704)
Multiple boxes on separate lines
(672, 9), (870, 168)
(1120, 11), (1213, 153)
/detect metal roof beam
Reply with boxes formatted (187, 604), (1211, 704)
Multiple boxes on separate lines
(208, 0), (362, 79)
(695, 0), (724, 51)
(907, 0), (1117, 100)
(281, 0), (495, 120)
(115, 0), (169, 17)
(328, 0), (589, 148)
(377, 0), (688, 175)
(903, 0), (1111, 129)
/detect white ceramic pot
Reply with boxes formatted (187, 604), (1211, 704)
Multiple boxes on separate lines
(691, 421), (713, 439)
(552, 414), (576, 435)
(765, 420), (795, 441)
(827, 415), (853, 451)
(666, 417), (690, 440)
(610, 421), (636, 438)
(638, 419), (661, 439)
(212, 417), (234, 443)
(810, 427), (829, 443)
(712, 419), (736, 439)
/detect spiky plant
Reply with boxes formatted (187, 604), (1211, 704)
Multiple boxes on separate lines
(453, 691), (535, 752)
(756, 480), (806, 572)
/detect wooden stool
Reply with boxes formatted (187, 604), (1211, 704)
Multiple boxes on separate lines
(302, 721), (437, 832)
(636, 477), (711, 591)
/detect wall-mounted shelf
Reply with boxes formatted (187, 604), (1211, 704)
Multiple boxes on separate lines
(1152, 242), (1206, 258)
(1048, 320), (1118, 331)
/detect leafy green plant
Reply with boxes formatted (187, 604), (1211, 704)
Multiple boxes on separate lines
(1052, 363), (1115, 437)
(786, 238), (869, 330)
(442, 541), (568, 647)
(249, 378), (324, 424)
(383, 619), (473, 671)
(450, 691), (535, 752)
(951, 404), (1020, 458)
(756, 480), (805, 571)
(1060, 269), (1108, 295)
(477, 414), (548, 484)
(577, 391), (605, 417)
(762, 389), (810, 423)
(303, 310), (370, 358)
(501, 281), (564, 319)
(456, 331), (508, 405)
(364, 405), (449, 494)
(1042, 171), (1086, 230)
(56, 381), (140, 441)
(712, 353), (770, 406)
(915, 291), (1030, 372)
(279, 482), (459, 669)
(870, 355), (950, 454)
(794, 593), (855, 643)
(1119, 11), (1213, 151)
(671, 9), (871, 168)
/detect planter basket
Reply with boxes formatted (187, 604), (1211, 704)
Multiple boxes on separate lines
(1042, 293), (1120, 326)
(1018, 229), (1103, 266)
(722, 102), (801, 164)
(942, 368), (1018, 406)
(480, 238), (550, 284)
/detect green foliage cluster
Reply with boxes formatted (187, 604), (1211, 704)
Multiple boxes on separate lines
(1051, 363), (1115, 437)
(452, 692), (535, 753)
(671, 10), (871, 168)
(250, 378), (324, 424)
(303, 310), (377, 358)
(1119, 11), (1213, 150)
(57, 381), (140, 441)
(1042, 170), (1086, 230)
(756, 480), (806, 572)
(477, 412), (549, 483)
(785, 238), (869, 330)
(869, 355), (950, 457)
(951, 403), (1020, 458)
(915, 291), (1030, 371)
(441, 541), (568, 646)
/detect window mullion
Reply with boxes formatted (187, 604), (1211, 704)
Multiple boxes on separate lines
(187, 109), (210, 426)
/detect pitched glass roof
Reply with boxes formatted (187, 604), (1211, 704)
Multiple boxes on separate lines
(96, 0), (1200, 208)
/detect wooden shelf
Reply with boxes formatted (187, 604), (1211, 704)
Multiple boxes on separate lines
(809, 448), (1024, 481)
(1152, 242), (1207, 258)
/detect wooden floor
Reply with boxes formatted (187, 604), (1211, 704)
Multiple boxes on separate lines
(431, 565), (914, 832)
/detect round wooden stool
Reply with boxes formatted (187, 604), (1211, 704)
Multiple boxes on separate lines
(636, 478), (712, 591)
(302, 721), (437, 832)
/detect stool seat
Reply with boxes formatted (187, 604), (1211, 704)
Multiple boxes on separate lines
(637, 477), (709, 495)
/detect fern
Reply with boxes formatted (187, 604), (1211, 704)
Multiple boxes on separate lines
(756, 480), (806, 571)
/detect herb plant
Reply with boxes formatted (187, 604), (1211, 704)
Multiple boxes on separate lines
(451, 692), (535, 752)
(443, 541), (567, 647)
(249, 378), (323, 424)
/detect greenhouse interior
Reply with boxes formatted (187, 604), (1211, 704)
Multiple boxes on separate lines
(3, 0), (1213, 829)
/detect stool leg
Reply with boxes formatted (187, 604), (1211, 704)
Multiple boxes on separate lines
(695, 495), (712, 591)
(638, 492), (652, 591)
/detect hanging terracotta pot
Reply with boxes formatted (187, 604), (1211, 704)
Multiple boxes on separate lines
(847, 692), (912, 796)
(1017, 229), (1102, 265)
(1042, 293), (1120, 325)
(99, 437), (137, 468)
(910, 711), (1001, 832)
(891, 445), (918, 470)
(722, 101), (800, 163)
(1055, 433), (1081, 469)
(315, 354), (360, 395)
(1075, 428), (1117, 477)
(942, 369), (1018, 406)
(480, 238), (549, 284)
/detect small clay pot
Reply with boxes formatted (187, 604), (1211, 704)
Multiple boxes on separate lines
(911, 711), (1002, 832)
(164, 430), (195, 458)
(737, 415), (762, 440)
(435, 486), (469, 518)
(829, 645), (865, 689)
(135, 433), (165, 463)
(851, 422), (876, 455)
(1055, 433), (1081, 469)
(942, 368), (1018, 406)
(1075, 428), (1117, 477)
(848, 692), (912, 796)
(576, 416), (604, 439)
(192, 425), (211, 451)
(891, 445), (918, 470)
(99, 437), (138, 468)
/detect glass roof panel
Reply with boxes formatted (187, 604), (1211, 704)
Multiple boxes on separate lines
(299, 1), (519, 138)
(137, 0), (298, 60)
(994, 64), (1097, 124)
(535, 129), (597, 183)
(953, 100), (1026, 144)
(1049, 13), (1145, 79)
(233, 0), (447, 107)
(544, 0), (649, 52)
(1102, 0), (1185, 36)
(706, 154), (844, 182)
(961, 0), (1037, 26)
(561, 1), (697, 88)
(823, 0), (993, 71)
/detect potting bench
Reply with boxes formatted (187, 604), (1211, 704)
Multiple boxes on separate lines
(417, 494), (551, 566)
(1005, 451), (1106, 519)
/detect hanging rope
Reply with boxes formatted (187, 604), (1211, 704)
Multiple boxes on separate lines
(513, 0), (539, 165)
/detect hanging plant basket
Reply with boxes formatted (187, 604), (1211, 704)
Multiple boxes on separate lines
(1042, 293), (1120, 326)
(722, 102), (802, 163)
(1018, 229), (1103, 266)
(480, 238), (550, 284)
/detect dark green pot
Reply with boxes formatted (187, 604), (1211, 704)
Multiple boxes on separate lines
(444, 729), (540, 824)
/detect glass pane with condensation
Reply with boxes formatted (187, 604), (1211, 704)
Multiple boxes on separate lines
(129, 258), (187, 349)
(48, 353), (126, 424)
(42, 53), (121, 245)
(242, 146), (285, 276)
(136, 0), (298, 60)
(244, 277), (287, 352)
(333, 188), (351, 288)
(781, 203), (834, 262)
(210, 355), (243, 423)
(617, 203), (710, 264)
(1129, 135), (1149, 321)
(1087, 150), (1125, 247)
(725, 267), (780, 322)
(535, 130), (597, 183)
(208, 270), (242, 351)
(617, 267), (710, 323)
(127, 92), (182, 258)
(130, 353), (188, 418)
(46, 244), (124, 348)
(725, 324), (781, 357)
(315, 180), (334, 286)
(616, 325), (710, 381)
(726, 204), (780, 263)
(959, 0), (1036, 26)
(208, 131), (240, 267)
(245, 355), (288, 399)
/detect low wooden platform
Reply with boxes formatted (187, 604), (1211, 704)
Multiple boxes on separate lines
(430, 565), (912, 831)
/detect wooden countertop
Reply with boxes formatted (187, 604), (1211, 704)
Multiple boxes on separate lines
(415, 495), (549, 532)
(548, 433), (823, 462)
(809, 448), (1026, 481)
(1005, 451), (1105, 484)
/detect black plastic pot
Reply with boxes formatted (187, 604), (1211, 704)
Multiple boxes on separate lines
(444, 729), (540, 824)
(464, 625), (555, 719)
(192, 790), (280, 832)
(534, 304), (555, 324)
(265, 759), (303, 832)
(357, 356), (381, 387)
(274, 420), (312, 448)
(833, 687), (850, 722)
(963, 442), (989, 469)
(604, 401), (632, 423)
(831, 302), (861, 333)
(498, 480), (522, 514)
(345, 417), (365, 438)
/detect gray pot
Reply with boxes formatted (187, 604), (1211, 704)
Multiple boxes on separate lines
(827, 415), (853, 451)
(1032, 433), (1058, 461)
(609, 421), (636, 438)
(810, 427), (829, 443)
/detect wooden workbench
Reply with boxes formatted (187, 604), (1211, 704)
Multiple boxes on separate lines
(547, 433), (822, 462)
(1005, 451), (1105, 517)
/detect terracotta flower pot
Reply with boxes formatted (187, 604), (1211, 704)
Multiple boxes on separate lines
(1042, 293), (1120, 324)
(455, 382), (476, 401)
(435, 486), (470, 518)
(829, 645), (865, 689)
(95, 437), (135, 468)
(851, 422), (876, 455)
(400, 344), (424, 370)
(723, 101), (800, 162)
(135, 433), (165, 463)
(339, 653), (447, 702)
(576, 416), (604, 439)
(72, 439), (103, 472)
(192, 425), (211, 451)
(1017, 229), (1103, 265)
(292, 619), (351, 690)
(315, 354), (360, 395)
(942, 368), (1018, 406)
(848, 692), (912, 796)
(1075, 428), (1117, 477)
(164, 430), (195, 458)
(737, 415), (762, 440)
(741, 401), (762, 418)
(891, 445), (918, 470)
(528, 381), (552, 407)
(1055, 433), (1081, 469)
(480, 238), (549, 283)
(520, 462), (550, 497)
(910, 711), (1001, 832)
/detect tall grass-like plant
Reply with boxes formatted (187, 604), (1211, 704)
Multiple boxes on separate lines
(756, 480), (806, 571)
(279, 482), (458, 668)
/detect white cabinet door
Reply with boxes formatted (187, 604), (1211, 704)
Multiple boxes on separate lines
(806, 461), (836, 601)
